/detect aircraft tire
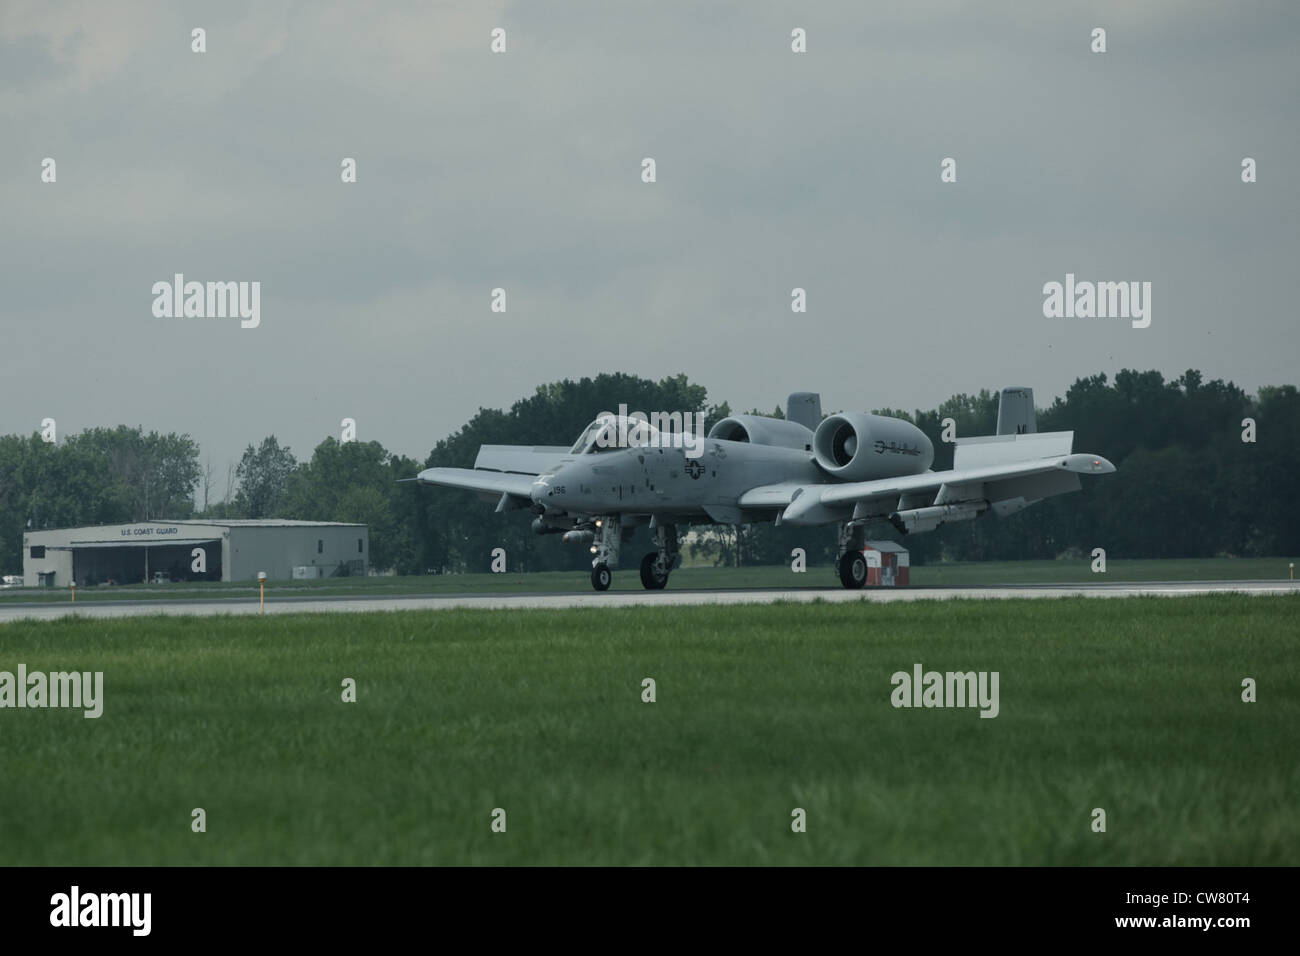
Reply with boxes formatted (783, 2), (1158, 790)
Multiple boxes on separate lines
(838, 551), (868, 589)
(591, 564), (612, 591)
(639, 553), (669, 590)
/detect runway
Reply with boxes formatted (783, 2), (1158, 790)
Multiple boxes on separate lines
(0, 580), (1293, 622)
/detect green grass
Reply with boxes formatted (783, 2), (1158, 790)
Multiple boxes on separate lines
(1, 595), (1296, 865)
(2, 556), (1295, 604)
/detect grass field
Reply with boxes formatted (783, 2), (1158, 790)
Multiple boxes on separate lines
(1, 594), (1296, 865)
(1, 556), (1295, 604)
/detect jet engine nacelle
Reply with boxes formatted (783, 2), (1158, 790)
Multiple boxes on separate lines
(813, 413), (934, 481)
(708, 415), (813, 451)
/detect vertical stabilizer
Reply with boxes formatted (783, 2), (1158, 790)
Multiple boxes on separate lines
(786, 392), (822, 429)
(995, 387), (1036, 435)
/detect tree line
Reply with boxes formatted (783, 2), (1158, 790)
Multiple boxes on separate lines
(1, 369), (1295, 574)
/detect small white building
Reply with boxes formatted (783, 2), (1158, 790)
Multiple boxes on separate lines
(23, 520), (368, 586)
(862, 540), (910, 587)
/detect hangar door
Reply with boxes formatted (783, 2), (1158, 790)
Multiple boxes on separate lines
(54, 539), (222, 586)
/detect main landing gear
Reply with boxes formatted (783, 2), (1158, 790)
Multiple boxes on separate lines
(838, 551), (868, 589)
(589, 517), (681, 591)
(638, 522), (680, 590)
(836, 519), (868, 589)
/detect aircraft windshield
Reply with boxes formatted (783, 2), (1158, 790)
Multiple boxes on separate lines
(569, 420), (608, 454)
(568, 416), (661, 454)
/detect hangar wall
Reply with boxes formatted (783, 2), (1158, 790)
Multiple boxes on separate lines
(21, 520), (368, 586)
(226, 523), (368, 581)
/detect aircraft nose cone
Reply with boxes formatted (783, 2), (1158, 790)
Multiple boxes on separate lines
(530, 479), (549, 503)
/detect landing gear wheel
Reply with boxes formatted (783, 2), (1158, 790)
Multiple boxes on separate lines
(591, 564), (612, 591)
(838, 551), (868, 589)
(639, 552), (669, 590)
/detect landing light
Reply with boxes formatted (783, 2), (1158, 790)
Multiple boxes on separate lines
(590, 546), (598, 554)
(595, 520), (603, 527)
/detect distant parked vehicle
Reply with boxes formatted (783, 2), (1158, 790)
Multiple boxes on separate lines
(152, 571), (171, 584)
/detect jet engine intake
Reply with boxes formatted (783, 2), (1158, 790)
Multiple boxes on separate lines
(707, 415), (813, 451)
(813, 413), (934, 481)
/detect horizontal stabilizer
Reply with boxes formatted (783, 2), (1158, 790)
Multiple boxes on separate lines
(953, 431), (1073, 470)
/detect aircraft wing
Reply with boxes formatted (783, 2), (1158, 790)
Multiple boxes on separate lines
(416, 445), (572, 511)
(735, 482), (808, 509)
(746, 452), (1114, 526)
(416, 467), (538, 500)
(819, 454), (1113, 506)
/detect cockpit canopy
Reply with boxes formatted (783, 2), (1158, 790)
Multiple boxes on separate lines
(569, 415), (662, 455)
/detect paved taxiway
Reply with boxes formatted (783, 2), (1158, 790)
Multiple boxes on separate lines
(0, 580), (1293, 622)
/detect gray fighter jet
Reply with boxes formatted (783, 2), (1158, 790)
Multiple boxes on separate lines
(416, 387), (1115, 590)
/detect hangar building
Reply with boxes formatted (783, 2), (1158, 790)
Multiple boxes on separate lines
(22, 520), (369, 587)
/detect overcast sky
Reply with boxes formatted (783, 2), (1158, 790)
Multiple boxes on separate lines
(3, 1), (1297, 499)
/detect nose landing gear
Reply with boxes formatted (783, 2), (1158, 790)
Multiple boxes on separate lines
(589, 516), (621, 591)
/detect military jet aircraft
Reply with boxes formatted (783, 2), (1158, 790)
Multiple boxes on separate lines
(416, 387), (1115, 591)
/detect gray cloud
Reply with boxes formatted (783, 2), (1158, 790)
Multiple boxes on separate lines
(2, 1), (1296, 498)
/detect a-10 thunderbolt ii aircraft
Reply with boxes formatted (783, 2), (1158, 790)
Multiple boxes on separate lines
(416, 387), (1115, 591)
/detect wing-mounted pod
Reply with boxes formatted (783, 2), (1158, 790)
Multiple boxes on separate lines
(813, 413), (935, 481)
(707, 415), (814, 451)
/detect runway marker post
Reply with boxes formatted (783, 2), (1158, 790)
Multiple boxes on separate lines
(258, 571), (267, 614)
